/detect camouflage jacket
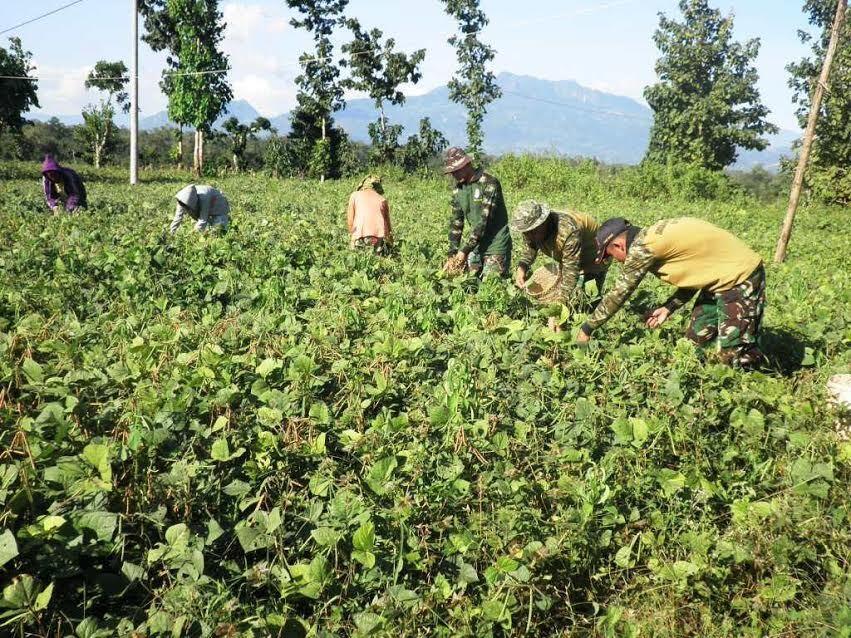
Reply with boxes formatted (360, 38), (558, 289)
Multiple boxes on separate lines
(581, 229), (695, 334)
(519, 211), (606, 305)
(448, 171), (512, 257)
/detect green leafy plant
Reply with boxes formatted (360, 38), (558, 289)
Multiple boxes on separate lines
(0, 158), (848, 636)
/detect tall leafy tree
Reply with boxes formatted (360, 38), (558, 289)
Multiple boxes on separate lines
(788, 0), (851, 202)
(644, 0), (778, 170)
(441, 0), (501, 158)
(400, 117), (448, 174)
(0, 38), (39, 138)
(140, 0), (232, 175)
(341, 21), (425, 164)
(221, 116), (273, 171)
(79, 61), (129, 168)
(85, 61), (131, 114)
(139, 0), (184, 166)
(286, 0), (348, 180)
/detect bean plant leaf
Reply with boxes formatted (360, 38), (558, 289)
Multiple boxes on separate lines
(0, 530), (18, 568)
(82, 443), (112, 483)
(211, 438), (230, 461)
(366, 456), (397, 495)
(22, 358), (44, 384)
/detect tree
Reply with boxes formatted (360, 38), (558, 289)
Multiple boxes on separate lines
(400, 117), (448, 174)
(643, 0), (778, 170)
(78, 61), (129, 168)
(0, 38), (39, 137)
(221, 116), (273, 171)
(140, 0), (232, 176)
(787, 0), (851, 203)
(441, 0), (501, 158)
(341, 20), (425, 164)
(139, 0), (184, 167)
(286, 0), (349, 181)
(85, 61), (130, 113)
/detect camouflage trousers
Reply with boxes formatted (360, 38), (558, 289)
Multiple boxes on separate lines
(686, 264), (766, 367)
(352, 236), (390, 256)
(467, 252), (510, 279)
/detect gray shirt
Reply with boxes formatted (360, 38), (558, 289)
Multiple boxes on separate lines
(171, 184), (231, 233)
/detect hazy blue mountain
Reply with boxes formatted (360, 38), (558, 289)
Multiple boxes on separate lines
(270, 72), (657, 164)
(34, 74), (796, 168)
(136, 99), (261, 130)
(731, 129), (799, 171)
(32, 99), (261, 131)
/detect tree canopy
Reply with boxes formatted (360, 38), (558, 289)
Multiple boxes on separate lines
(441, 0), (501, 158)
(0, 38), (40, 136)
(644, 0), (778, 170)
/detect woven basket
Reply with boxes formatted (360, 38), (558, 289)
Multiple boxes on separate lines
(524, 263), (562, 303)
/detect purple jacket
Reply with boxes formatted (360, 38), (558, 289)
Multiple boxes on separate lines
(42, 156), (87, 211)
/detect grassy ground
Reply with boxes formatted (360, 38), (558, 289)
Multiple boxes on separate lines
(0, 160), (849, 637)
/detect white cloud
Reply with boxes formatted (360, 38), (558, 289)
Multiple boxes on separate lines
(232, 74), (298, 116)
(220, 2), (303, 114)
(29, 62), (94, 115)
(222, 2), (290, 42)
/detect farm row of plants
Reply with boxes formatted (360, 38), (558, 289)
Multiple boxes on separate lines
(0, 163), (849, 636)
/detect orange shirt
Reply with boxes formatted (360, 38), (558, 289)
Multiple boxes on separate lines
(347, 189), (391, 239)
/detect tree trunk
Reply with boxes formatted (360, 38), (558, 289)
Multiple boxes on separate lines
(379, 102), (389, 163)
(177, 126), (184, 170)
(199, 130), (205, 176)
(233, 153), (239, 171)
(774, 0), (848, 263)
(379, 103), (387, 137)
(320, 116), (326, 183)
(192, 130), (200, 177)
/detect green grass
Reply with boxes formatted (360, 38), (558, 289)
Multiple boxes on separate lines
(0, 160), (849, 637)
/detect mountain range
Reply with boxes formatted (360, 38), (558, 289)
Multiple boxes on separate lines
(34, 72), (797, 169)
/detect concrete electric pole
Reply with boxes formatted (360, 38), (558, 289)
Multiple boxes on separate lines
(130, 0), (139, 185)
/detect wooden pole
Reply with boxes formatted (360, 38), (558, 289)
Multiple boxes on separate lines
(129, 0), (139, 184)
(774, 0), (847, 263)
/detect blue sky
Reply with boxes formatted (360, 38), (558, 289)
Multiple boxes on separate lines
(3, 0), (814, 130)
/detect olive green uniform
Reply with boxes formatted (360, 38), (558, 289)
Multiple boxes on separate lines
(448, 170), (512, 277)
(518, 210), (608, 305)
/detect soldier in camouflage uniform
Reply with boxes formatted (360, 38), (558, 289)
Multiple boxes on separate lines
(577, 217), (766, 367)
(511, 200), (608, 306)
(442, 147), (512, 278)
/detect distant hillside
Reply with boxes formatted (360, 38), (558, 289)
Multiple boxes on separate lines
(271, 72), (656, 164)
(731, 129), (799, 171)
(33, 73), (797, 168)
(32, 99), (261, 132)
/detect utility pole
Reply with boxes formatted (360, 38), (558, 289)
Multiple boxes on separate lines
(774, 0), (847, 263)
(130, 0), (139, 185)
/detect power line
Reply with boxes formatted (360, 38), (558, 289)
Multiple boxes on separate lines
(0, 0), (87, 37)
(451, 0), (638, 37)
(0, 41), (399, 83)
(0, 68), (231, 82)
(510, 0), (638, 29)
(0, 0), (652, 124)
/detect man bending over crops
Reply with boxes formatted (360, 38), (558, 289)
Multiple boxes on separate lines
(442, 147), (512, 278)
(41, 155), (87, 214)
(577, 217), (766, 367)
(511, 199), (608, 305)
(347, 174), (393, 255)
(170, 184), (230, 234)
